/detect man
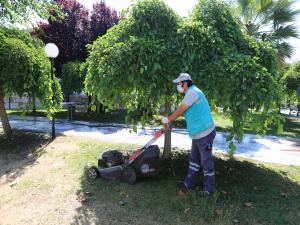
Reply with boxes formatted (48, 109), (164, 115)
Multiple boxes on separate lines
(161, 73), (216, 197)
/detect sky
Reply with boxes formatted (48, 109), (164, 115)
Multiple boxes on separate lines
(77, 0), (199, 16)
(77, 0), (300, 63)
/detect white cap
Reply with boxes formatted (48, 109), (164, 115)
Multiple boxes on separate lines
(172, 73), (192, 83)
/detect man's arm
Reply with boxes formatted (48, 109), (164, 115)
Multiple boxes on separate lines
(166, 103), (189, 123)
(161, 89), (198, 124)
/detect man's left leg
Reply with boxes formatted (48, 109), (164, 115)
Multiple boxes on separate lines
(196, 130), (216, 194)
(200, 143), (215, 193)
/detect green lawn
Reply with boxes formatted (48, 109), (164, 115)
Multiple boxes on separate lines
(72, 141), (300, 225)
(6, 108), (300, 138)
(6, 109), (128, 124)
(1, 131), (299, 225)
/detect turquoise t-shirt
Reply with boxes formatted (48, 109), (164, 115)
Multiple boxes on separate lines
(183, 85), (214, 137)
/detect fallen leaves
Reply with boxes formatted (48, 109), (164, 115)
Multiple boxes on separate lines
(221, 190), (228, 195)
(184, 208), (190, 214)
(273, 192), (289, 199)
(254, 186), (263, 192)
(215, 208), (223, 216)
(118, 200), (125, 206)
(243, 202), (253, 208)
(76, 196), (88, 203)
(280, 192), (288, 198)
(9, 181), (17, 187)
(177, 189), (188, 196)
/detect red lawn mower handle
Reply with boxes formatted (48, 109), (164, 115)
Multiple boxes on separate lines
(128, 125), (171, 162)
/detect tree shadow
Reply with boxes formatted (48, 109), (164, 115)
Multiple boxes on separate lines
(0, 130), (51, 184)
(71, 150), (300, 225)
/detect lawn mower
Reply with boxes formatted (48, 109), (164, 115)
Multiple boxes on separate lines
(86, 127), (168, 184)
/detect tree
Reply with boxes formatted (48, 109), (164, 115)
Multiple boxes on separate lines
(61, 60), (84, 101)
(88, 1), (119, 111)
(0, 0), (60, 26)
(86, 0), (180, 158)
(190, 0), (282, 155)
(33, 0), (119, 106)
(0, 27), (62, 136)
(284, 61), (300, 114)
(85, 0), (281, 158)
(90, 1), (119, 43)
(233, 0), (300, 64)
(33, 0), (90, 76)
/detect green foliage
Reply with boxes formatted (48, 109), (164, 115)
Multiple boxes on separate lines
(61, 60), (84, 94)
(189, 0), (282, 142)
(0, 0), (61, 26)
(0, 27), (62, 116)
(191, 0), (243, 45)
(233, 0), (300, 63)
(85, 0), (282, 154)
(85, 0), (181, 125)
(284, 61), (300, 104)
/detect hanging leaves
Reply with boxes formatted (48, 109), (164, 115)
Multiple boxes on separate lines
(85, 0), (282, 156)
(0, 27), (62, 118)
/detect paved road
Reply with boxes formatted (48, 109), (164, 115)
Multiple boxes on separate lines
(2, 115), (300, 165)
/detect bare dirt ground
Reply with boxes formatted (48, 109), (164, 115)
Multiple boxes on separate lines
(0, 134), (89, 225)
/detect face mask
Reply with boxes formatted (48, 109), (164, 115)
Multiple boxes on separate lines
(177, 84), (184, 93)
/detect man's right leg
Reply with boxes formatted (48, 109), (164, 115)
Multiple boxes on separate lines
(183, 139), (201, 189)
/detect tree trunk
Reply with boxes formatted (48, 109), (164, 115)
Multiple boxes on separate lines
(8, 97), (11, 109)
(277, 103), (281, 114)
(32, 96), (36, 113)
(87, 95), (92, 112)
(0, 94), (12, 136)
(96, 101), (105, 114)
(96, 101), (100, 114)
(162, 101), (172, 160)
(66, 92), (70, 102)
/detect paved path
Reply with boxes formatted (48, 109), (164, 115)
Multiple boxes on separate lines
(2, 115), (300, 165)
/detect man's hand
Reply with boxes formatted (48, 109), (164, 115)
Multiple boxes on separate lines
(161, 116), (169, 124)
(160, 103), (189, 124)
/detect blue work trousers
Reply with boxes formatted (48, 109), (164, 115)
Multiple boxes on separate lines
(184, 129), (216, 193)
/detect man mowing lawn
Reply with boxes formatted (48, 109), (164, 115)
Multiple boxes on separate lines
(161, 73), (216, 197)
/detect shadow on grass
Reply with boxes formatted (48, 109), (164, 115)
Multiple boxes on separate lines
(0, 130), (51, 184)
(8, 110), (129, 124)
(71, 150), (300, 225)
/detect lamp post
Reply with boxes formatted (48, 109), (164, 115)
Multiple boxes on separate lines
(44, 43), (59, 139)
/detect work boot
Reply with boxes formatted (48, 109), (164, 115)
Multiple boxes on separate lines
(176, 181), (189, 196)
(176, 180), (196, 190)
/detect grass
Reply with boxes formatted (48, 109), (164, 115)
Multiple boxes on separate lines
(6, 108), (127, 124)
(71, 141), (300, 225)
(6, 108), (300, 138)
(1, 131), (300, 224)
